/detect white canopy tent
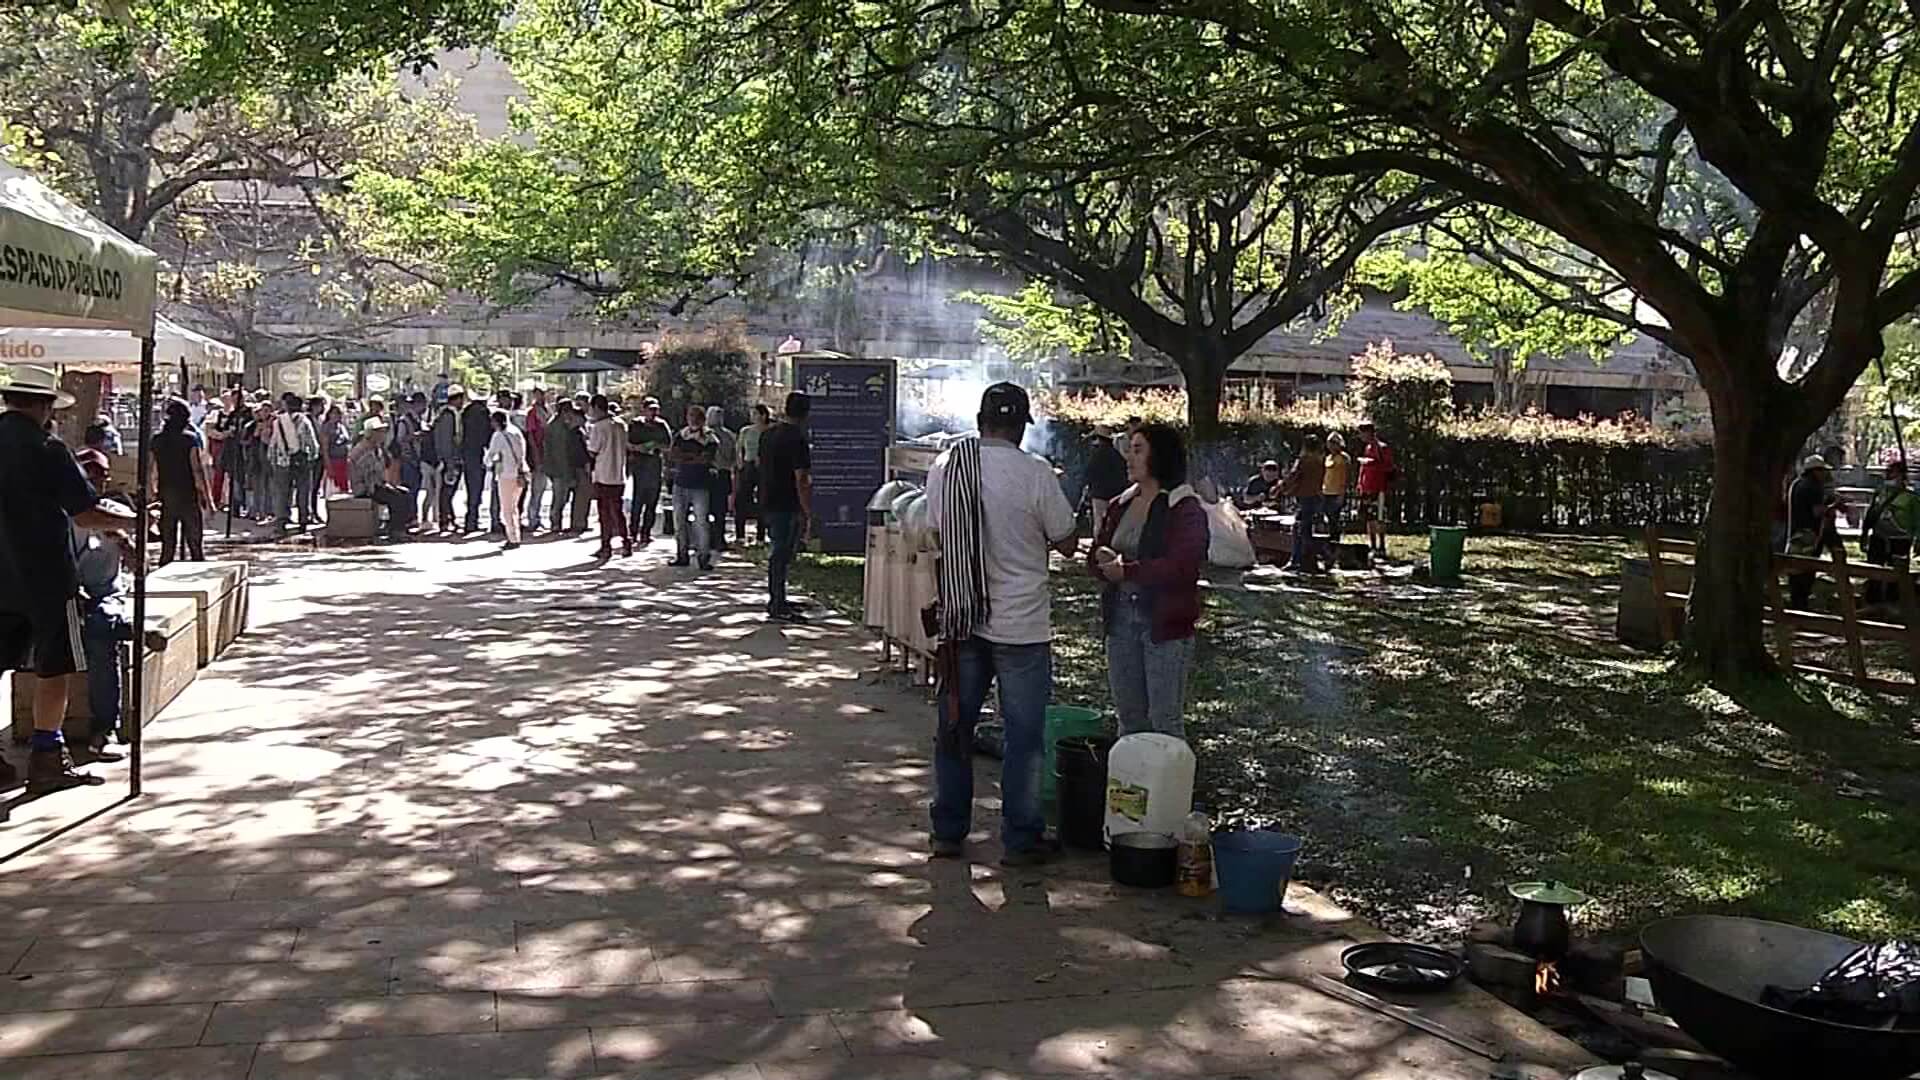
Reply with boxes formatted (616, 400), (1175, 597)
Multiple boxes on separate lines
(0, 157), (160, 802)
(0, 316), (244, 382)
(0, 160), (158, 334)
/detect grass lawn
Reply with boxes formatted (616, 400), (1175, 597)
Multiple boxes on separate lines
(773, 533), (1920, 941)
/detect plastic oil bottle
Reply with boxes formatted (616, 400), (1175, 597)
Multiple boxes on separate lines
(1176, 809), (1215, 897)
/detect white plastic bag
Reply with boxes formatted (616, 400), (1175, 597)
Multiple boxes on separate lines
(1204, 496), (1256, 569)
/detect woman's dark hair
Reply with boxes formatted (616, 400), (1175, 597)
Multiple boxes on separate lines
(588, 393), (610, 414)
(754, 403), (772, 419)
(162, 400), (191, 432)
(1136, 423), (1188, 488)
(491, 409), (509, 429)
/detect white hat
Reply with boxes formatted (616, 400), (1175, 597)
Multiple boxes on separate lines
(1, 364), (75, 409)
(1802, 454), (1832, 473)
(361, 416), (389, 433)
(447, 384), (468, 399)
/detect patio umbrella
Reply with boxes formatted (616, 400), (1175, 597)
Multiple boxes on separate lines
(295, 345), (410, 402)
(542, 351), (636, 392)
(540, 353), (631, 374)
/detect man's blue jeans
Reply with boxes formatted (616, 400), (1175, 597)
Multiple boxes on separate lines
(765, 511), (799, 614)
(81, 597), (130, 740)
(1293, 494), (1323, 568)
(931, 637), (1052, 853)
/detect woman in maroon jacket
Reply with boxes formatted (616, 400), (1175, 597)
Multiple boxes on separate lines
(1089, 424), (1210, 737)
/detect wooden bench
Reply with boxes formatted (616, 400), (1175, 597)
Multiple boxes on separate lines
(146, 559), (250, 666)
(1643, 527), (1920, 695)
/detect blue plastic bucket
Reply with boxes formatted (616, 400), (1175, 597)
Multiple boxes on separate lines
(1212, 830), (1304, 914)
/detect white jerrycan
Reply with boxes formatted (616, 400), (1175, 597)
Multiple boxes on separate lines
(1103, 733), (1196, 843)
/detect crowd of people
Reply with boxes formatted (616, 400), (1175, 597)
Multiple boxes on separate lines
(0, 364), (822, 797)
(177, 384), (807, 572)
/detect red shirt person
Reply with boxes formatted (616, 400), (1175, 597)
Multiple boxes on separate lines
(1355, 422), (1396, 560)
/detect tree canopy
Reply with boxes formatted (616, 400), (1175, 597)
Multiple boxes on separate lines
(85, 0), (504, 102)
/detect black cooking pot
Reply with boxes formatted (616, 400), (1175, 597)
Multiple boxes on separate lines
(1109, 831), (1177, 888)
(1640, 915), (1920, 1080)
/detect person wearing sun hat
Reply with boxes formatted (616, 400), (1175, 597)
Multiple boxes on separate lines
(1787, 453), (1844, 608)
(0, 364), (136, 793)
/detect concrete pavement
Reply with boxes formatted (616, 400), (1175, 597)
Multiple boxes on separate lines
(0, 532), (1590, 1079)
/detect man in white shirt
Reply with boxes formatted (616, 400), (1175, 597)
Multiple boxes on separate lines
(926, 383), (1077, 867)
(585, 394), (632, 559)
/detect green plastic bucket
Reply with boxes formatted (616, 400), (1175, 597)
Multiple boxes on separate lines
(1042, 706), (1104, 805)
(1429, 526), (1467, 580)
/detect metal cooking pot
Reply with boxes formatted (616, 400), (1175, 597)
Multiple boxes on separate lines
(1640, 915), (1920, 1080)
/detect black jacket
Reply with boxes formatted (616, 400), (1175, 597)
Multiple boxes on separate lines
(1085, 441), (1129, 501)
(459, 401), (493, 457)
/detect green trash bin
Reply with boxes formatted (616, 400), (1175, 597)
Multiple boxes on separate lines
(1042, 706), (1104, 806)
(1429, 526), (1467, 580)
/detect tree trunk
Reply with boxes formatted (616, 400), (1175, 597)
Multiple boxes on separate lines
(1684, 397), (1800, 685)
(1178, 350), (1227, 443)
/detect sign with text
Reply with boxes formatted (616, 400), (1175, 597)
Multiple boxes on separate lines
(793, 356), (895, 554)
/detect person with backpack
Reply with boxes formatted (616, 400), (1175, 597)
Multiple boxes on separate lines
(319, 403), (352, 496)
(543, 400), (590, 533)
(1356, 423), (1396, 562)
(392, 392), (429, 523)
(267, 392), (320, 537)
(428, 387), (464, 534)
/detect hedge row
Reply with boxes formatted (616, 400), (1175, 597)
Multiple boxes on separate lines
(1040, 391), (1714, 530)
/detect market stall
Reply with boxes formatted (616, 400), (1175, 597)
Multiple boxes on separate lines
(0, 157), (160, 800)
(0, 315), (243, 390)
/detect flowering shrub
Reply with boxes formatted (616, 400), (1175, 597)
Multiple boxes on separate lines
(1036, 342), (1712, 529)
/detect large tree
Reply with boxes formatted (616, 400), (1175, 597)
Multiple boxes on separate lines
(0, 12), (473, 375)
(369, 0), (1447, 438)
(1072, 0), (1920, 682)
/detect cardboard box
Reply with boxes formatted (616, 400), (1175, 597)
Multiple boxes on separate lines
(146, 560), (250, 665)
(325, 496), (380, 541)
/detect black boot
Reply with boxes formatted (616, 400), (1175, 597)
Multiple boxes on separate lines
(27, 746), (104, 794)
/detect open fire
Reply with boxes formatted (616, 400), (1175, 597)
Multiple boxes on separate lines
(1535, 959), (1562, 997)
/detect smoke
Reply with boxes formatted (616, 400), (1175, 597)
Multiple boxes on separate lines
(899, 374), (986, 440)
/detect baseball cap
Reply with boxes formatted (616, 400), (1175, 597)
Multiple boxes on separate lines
(1802, 454), (1832, 473)
(644, 396), (660, 408)
(980, 382), (1032, 425)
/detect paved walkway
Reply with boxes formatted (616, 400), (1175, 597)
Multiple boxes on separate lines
(0, 534), (1590, 1079)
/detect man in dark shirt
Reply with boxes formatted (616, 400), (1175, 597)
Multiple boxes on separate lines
(1082, 426), (1129, 536)
(152, 400), (213, 564)
(0, 365), (134, 793)
(626, 397), (673, 543)
(760, 391), (814, 623)
(1786, 454), (1843, 608)
(670, 405), (718, 570)
(459, 390), (494, 533)
(1240, 460), (1282, 508)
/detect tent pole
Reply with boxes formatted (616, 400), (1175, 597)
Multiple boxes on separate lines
(130, 334), (154, 799)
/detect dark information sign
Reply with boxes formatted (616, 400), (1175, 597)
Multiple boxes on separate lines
(793, 356), (895, 554)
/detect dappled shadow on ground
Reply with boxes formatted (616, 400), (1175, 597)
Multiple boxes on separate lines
(784, 534), (1919, 945)
(1184, 535), (1920, 941)
(0, 541), (1584, 1078)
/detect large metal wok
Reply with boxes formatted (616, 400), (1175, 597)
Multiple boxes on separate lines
(1641, 915), (1920, 1079)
